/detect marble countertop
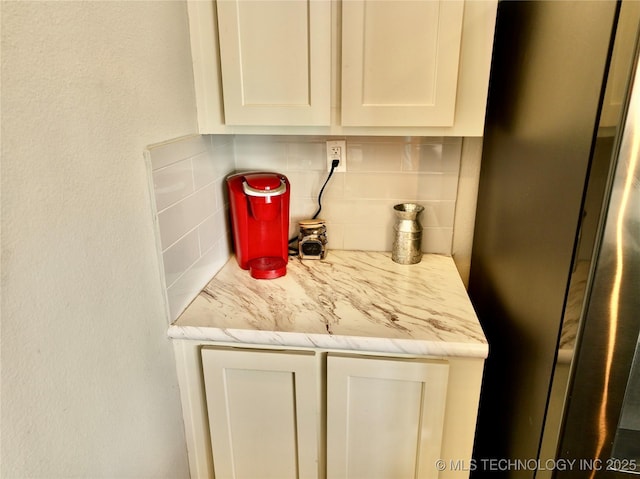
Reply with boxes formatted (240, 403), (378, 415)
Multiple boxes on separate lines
(170, 250), (488, 358)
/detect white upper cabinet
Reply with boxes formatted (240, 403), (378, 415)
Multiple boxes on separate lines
(187, 0), (497, 135)
(341, 0), (463, 127)
(216, 0), (331, 125)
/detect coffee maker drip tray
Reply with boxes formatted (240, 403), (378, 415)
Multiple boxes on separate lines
(248, 256), (287, 280)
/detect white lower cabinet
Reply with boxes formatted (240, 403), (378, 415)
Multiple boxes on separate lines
(200, 348), (319, 479)
(174, 341), (483, 479)
(326, 355), (449, 479)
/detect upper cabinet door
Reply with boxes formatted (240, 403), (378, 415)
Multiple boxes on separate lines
(341, 0), (464, 127)
(216, 0), (331, 126)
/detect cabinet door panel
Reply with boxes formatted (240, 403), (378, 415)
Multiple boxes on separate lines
(201, 348), (318, 479)
(342, 0), (464, 127)
(216, 0), (330, 126)
(327, 355), (449, 479)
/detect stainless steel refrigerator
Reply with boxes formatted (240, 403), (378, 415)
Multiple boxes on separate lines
(468, 1), (640, 478)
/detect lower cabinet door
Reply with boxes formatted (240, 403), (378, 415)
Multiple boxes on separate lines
(201, 347), (319, 479)
(327, 354), (449, 479)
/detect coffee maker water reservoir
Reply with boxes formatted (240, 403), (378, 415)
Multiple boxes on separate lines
(226, 172), (291, 279)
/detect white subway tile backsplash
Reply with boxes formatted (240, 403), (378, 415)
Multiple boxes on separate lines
(162, 229), (200, 288)
(192, 151), (218, 190)
(416, 173), (459, 201)
(148, 134), (466, 322)
(321, 199), (454, 229)
(347, 141), (404, 172)
(422, 227), (454, 255)
(157, 185), (216, 250)
(152, 159), (194, 211)
(289, 195), (319, 220)
(166, 240), (230, 321)
(213, 140), (235, 175)
(286, 141), (326, 170)
(403, 138), (462, 173)
(197, 213), (219, 254)
(343, 219), (396, 251)
(403, 143), (442, 172)
(233, 135), (463, 255)
(325, 222), (345, 250)
(288, 197), (321, 236)
(422, 201), (456, 228)
(148, 135), (210, 170)
(344, 173), (420, 200)
(146, 134), (235, 323)
(286, 170), (344, 201)
(345, 144), (365, 171)
(343, 224), (453, 254)
(234, 135), (288, 170)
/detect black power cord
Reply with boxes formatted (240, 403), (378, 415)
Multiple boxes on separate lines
(312, 158), (340, 219)
(288, 159), (340, 256)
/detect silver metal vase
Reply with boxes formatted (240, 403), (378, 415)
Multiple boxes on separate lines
(392, 203), (424, 264)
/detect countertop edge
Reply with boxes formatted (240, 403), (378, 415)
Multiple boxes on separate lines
(167, 324), (489, 359)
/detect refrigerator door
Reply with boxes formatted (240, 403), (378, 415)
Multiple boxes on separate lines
(468, 2), (620, 473)
(555, 39), (640, 478)
(612, 336), (640, 471)
(539, 3), (640, 474)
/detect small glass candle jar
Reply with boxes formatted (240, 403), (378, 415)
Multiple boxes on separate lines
(298, 219), (328, 260)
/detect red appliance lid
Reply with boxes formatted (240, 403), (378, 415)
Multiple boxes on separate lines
(244, 173), (282, 191)
(243, 173), (287, 197)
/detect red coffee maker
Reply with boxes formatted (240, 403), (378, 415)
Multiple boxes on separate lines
(227, 172), (291, 279)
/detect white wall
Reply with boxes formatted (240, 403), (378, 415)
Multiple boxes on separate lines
(1, 2), (196, 477)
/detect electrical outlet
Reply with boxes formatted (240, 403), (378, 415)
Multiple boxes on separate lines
(326, 140), (347, 172)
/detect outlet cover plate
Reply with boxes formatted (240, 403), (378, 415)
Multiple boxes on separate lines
(326, 140), (347, 172)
